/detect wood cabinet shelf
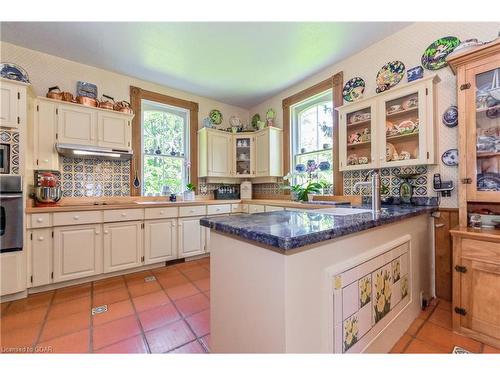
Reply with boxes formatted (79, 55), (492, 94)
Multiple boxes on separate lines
(476, 152), (499, 158)
(386, 131), (419, 142)
(386, 106), (418, 117)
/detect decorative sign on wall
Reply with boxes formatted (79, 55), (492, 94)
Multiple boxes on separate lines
(332, 242), (410, 353)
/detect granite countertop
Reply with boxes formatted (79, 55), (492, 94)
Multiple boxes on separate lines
(200, 204), (437, 252)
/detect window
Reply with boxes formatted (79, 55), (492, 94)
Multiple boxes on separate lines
(291, 90), (333, 186)
(141, 100), (189, 195)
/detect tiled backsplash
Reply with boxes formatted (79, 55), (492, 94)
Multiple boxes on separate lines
(61, 157), (130, 197)
(344, 166), (429, 197)
(0, 129), (20, 175)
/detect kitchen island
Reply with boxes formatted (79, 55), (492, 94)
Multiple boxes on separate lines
(200, 205), (436, 353)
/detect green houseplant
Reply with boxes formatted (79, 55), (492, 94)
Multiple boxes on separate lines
(183, 183), (196, 201)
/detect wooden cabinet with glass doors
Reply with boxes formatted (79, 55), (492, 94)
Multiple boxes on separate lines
(338, 75), (439, 171)
(448, 39), (500, 226)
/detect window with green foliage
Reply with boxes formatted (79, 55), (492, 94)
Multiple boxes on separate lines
(142, 100), (189, 196)
(291, 90), (334, 187)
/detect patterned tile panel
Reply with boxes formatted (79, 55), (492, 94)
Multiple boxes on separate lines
(0, 129), (20, 175)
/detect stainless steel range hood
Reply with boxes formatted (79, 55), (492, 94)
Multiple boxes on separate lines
(55, 143), (133, 161)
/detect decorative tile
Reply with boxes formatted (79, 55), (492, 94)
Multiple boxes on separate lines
(0, 129), (20, 175)
(392, 258), (401, 283)
(343, 313), (359, 352)
(342, 281), (359, 320)
(358, 275), (371, 308)
(372, 264), (392, 324)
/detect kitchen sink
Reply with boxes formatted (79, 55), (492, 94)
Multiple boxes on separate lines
(312, 207), (372, 216)
(134, 201), (173, 205)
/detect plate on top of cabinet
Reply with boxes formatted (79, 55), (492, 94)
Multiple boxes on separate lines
(375, 61), (405, 94)
(421, 36), (460, 70)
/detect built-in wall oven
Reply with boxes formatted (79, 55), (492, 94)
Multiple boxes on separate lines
(0, 175), (23, 253)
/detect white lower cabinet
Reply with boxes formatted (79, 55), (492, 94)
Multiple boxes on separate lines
(144, 219), (177, 264)
(29, 228), (53, 287)
(103, 221), (143, 273)
(0, 251), (26, 296)
(178, 216), (206, 258)
(53, 224), (102, 283)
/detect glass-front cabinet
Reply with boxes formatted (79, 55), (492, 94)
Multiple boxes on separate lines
(338, 75), (438, 171)
(338, 101), (377, 171)
(466, 64), (500, 202)
(233, 134), (255, 177)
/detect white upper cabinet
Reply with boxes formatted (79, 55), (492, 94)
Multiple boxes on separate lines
(0, 80), (20, 128)
(57, 103), (97, 145)
(198, 126), (282, 178)
(338, 75), (439, 171)
(34, 100), (59, 170)
(97, 111), (131, 151)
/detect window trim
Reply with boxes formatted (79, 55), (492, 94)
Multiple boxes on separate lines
(130, 86), (199, 196)
(282, 72), (343, 195)
(141, 99), (190, 195)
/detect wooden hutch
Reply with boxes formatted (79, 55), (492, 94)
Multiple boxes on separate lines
(447, 39), (500, 349)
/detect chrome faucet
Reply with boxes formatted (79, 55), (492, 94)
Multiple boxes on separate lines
(353, 169), (381, 214)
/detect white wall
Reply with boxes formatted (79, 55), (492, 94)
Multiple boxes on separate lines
(250, 22), (499, 208)
(0, 41), (250, 129)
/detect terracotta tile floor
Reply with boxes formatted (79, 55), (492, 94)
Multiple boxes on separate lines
(390, 298), (500, 354)
(0, 257), (211, 354)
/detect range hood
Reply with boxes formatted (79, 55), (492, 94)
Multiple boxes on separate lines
(55, 143), (133, 161)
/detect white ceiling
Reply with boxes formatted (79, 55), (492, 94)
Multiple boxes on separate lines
(0, 22), (410, 108)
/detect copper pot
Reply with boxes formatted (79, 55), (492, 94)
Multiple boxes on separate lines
(99, 94), (115, 110)
(114, 100), (133, 114)
(46, 86), (63, 100)
(62, 92), (74, 102)
(76, 96), (99, 107)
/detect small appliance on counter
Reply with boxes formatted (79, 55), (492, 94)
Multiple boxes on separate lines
(32, 170), (62, 207)
(240, 181), (252, 199)
(213, 185), (240, 200)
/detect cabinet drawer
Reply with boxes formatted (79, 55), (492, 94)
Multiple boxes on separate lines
(461, 238), (500, 265)
(207, 204), (231, 215)
(231, 204), (248, 213)
(248, 204), (265, 214)
(179, 205), (207, 217)
(30, 213), (51, 228)
(265, 205), (285, 212)
(103, 209), (144, 222)
(144, 207), (178, 220)
(53, 211), (102, 226)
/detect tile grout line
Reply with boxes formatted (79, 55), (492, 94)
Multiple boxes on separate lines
(123, 275), (153, 354)
(401, 299), (442, 353)
(32, 291), (56, 351)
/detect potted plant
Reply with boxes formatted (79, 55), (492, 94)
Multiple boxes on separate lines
(282, 161), (325, 202)
(183, 183), (196, 201)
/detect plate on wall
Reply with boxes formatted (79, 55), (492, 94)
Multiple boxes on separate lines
(0, 63), (30, 83)
(421, 36), (461, 70)
(342, 77), (365, 102)
(441, 148), (459, 166)
(376, 61), (405, 94)
(209, 109), (223, 125)
(442, 105), (458, 127)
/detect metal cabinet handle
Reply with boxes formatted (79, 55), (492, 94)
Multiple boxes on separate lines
(43, 159), (49, 163)
(73, 215), (80, 220)
(159, 210), (164, 215)
(216, 208), (221, 211)
(435, 223), (445, 228)
(38, 236), (44, 241)
(104, 230), (109, 234)
(95, 231), (100, 235)
(36, 217), (44, 223)
(121, 213), (127, 217)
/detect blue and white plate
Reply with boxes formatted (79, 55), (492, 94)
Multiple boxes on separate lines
(342, 77), (365, 102)
(442, 105), (458, 127)
(0, 63), (30, 83)
(77, 81), (98, 99)
(441, 149), (459, 166)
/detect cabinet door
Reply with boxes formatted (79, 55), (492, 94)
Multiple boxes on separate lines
(0, 81), (19, 128)
(29, 228), (53, 287)
(204, 214), (230, 253)
(178, 217), (205, 258)
(234, 135), (255, 177)
(339, 100), (377, 171)
(208, 132), (232, 176)
(378, 84), (429, 168)
(465, 63), (500, 202)
(459, 258), (500, 341)
(144, 219), (177, 264)
(53, 224), (102, 282)
(97, 112), (131, 150)
(0, 251), (25, 296)
(103, 221), (143, 273)
(35, 100), (58, 170)
(57, 104), (97, 145)
(255, 130), (269, 176)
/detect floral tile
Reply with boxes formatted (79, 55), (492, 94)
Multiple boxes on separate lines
(372, 264), (392, 324)
(343, 313), (359, 352)
(401, 275), (409, 299)
(392, 259), (401, 283)
(359, 275), (371, 308)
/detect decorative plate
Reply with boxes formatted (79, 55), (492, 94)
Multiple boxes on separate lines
(477, 173), (500, 191)
(376, 61), (405, 94)
(442, 105), (458, 127)
(441, 149), (459, 166)
(386, 142), (398, 161)
(421, 36), (461, 70)
(399, 181), (413, 204)
(209, 109), (223, 125)
(266, 108), (276, 120)
(342, 77), (365, 102)
(76, 81), (98, 99)
(0, 63), (30, 83)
